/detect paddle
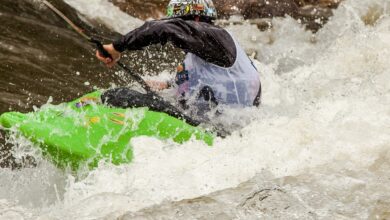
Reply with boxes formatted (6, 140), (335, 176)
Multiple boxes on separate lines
(42, 0), (229, 137)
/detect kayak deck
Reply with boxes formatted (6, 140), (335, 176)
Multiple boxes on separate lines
(0, 91), (214, 170)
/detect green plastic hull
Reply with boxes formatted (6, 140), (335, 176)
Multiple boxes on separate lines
(0, 91), (213, 169)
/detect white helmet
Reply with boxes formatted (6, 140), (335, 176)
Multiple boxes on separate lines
(167, 0), (218, 20)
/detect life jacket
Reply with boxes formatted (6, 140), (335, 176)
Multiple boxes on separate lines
(176, 33), (261, 107)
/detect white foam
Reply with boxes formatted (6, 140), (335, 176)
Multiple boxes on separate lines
(63, 0), (143, 34)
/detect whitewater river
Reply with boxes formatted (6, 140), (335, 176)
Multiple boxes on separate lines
(1, 0), (390, 219)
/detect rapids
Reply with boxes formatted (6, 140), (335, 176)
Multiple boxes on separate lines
(1, 0), (390, 219)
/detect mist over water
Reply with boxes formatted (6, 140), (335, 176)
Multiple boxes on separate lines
(1, 0), (390, 219)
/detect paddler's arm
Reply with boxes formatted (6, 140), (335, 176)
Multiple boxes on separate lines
(95, 45), (171, 91)
(112, 18), (237, 67)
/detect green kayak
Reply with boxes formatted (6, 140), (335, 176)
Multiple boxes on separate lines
(0, 91), (214, 170)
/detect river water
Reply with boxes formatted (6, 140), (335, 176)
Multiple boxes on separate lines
(1, 0), (390, 219)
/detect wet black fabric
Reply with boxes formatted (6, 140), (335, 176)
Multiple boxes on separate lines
(113, 18), (237, 68)
(253, 83), (262, 107)
(101, 88), (203, 126)
(101, 88), (231, 137)
(198, 86), (218, 106)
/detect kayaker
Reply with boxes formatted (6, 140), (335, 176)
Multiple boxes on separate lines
(96, 0), (261, 120)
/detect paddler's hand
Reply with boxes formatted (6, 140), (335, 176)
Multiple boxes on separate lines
(95, 44), (121, 68)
